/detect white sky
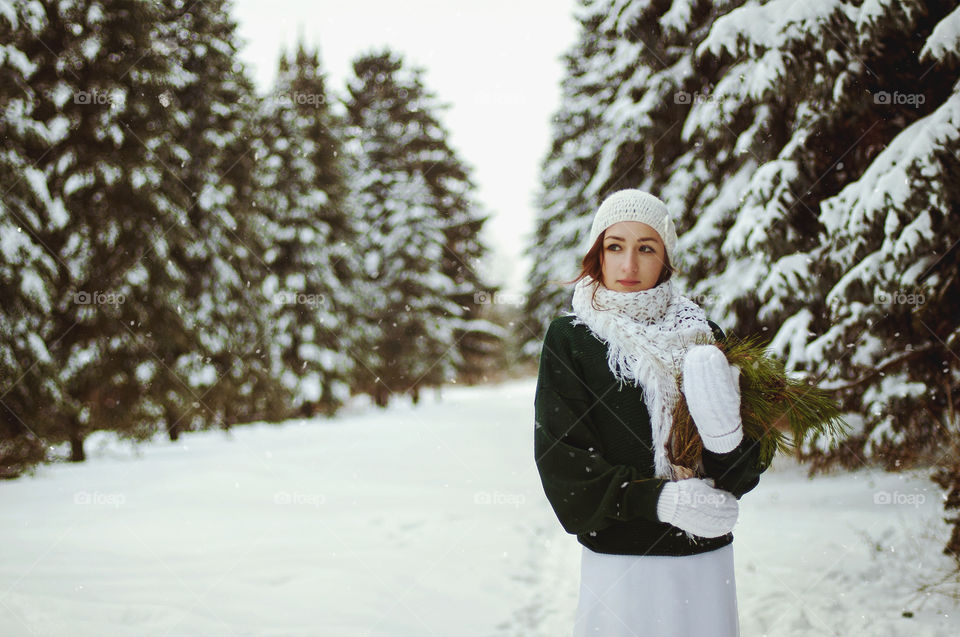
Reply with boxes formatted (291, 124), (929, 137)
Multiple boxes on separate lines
(230, 0), (580, 297)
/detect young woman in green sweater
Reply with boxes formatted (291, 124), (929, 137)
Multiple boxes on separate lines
(534, 189), (767, 636)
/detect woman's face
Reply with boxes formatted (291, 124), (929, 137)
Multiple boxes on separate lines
(600, 221), (666, 292)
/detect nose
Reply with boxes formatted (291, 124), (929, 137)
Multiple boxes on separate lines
(622, 249), (639, 273)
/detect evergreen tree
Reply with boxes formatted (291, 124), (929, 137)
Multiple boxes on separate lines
(252, 41), (359, 417)
(0, 0), (293, 466)
(2, 0), (196, 460)
(0, 1), (63, 473)
(155, 0), (285, 436)
(685, 0), (960, 555)
(524, 0), (960, 560)
(522, 2), (623, 356)
(343, 48), (468, 406)
(432, 149), (501, 387)
(402, 75), (499, 386)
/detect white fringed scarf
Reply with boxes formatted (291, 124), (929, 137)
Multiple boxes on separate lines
(569, 275), (715, 481)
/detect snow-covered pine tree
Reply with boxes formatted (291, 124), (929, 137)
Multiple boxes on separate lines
(387, 67), (499, 386)
(441, 197), (504, 385)
(689, 0), (960, 557)
(0, 1), (64, 473)
(343, 48), (465, 407)
(252, 41), (359, 417)
(2, 0), (199, 460)
(525, 0), (960, 560)
(429, 153), (500, 387)
(521, 2), (618, 355)
(155, 0), (286, 435)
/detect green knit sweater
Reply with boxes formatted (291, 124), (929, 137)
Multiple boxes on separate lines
(533, 314), (767, 556)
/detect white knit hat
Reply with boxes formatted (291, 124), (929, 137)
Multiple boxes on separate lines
(588, 189), (677, 265)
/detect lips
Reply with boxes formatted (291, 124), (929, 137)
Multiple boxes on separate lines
(617, 280), (641, 285)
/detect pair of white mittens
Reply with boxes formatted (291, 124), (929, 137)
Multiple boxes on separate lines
(656, 344), (744, 538)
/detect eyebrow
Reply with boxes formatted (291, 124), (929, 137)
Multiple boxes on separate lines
(604, 235), (659, 242)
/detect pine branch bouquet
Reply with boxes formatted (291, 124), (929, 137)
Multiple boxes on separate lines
(668, 333), (850, 472)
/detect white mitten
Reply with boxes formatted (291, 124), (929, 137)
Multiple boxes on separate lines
(656, 478), (739, 538)
(682, 344), (743, 453)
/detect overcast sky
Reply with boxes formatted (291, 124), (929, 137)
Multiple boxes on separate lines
(230, 0), (579, 296)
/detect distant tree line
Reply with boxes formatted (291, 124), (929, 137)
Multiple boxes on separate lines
(0, 0), (506, 474)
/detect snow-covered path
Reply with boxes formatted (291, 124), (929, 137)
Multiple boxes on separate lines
(1, 378), (957, 636)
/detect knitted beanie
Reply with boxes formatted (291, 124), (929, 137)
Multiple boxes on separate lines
(588, 189), (677, 265)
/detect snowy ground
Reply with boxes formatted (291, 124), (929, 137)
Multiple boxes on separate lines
(1, 377), (958, 636)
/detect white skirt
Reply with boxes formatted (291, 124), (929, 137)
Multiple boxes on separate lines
(573, 542), (739, 637)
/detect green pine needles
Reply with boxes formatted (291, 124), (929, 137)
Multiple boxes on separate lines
(669, 333), (851, 472)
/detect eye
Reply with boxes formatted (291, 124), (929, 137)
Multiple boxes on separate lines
(605, 244), (620, 252)
(639, 245), (654, 253)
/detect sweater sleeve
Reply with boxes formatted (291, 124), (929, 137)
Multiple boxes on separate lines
(533, 319), (667, 536)
(702, 439), (766, 498)
(701, 320), (769, 498)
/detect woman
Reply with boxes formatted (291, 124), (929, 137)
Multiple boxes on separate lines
(533, 189), (767, 636)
